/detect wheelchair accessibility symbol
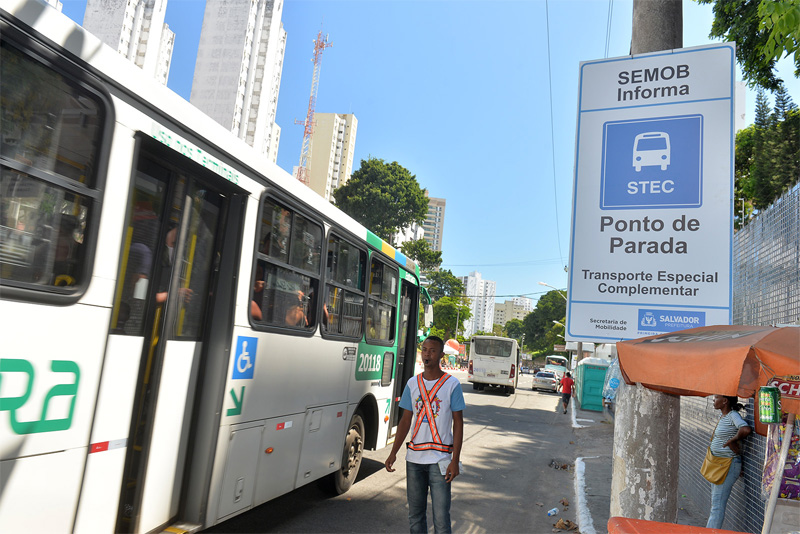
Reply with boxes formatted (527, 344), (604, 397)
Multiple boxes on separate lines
(232, 336), (257, 379)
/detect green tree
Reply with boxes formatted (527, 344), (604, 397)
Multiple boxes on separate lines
(768, 86), (800, 196)
(425, 269), (464, 301)
(400, 239), (442, 271)
(739, 88), (800, 211)
(758, 0), (800, 79)
(491, 323), (505, 337)
(332, 158), (428, 242)
(432, 296), (471, 340)
(522, 291), (567, 353)
(505, 318), (525, 341)
(751, 88), (774, 208)
(697, 0), (797, 90)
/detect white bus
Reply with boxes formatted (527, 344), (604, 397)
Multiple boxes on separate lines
(467, 335), (520, 395)
(544, 355), (569, 379)
(0, 2), (432, 532)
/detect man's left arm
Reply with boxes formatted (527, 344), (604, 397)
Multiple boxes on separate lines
(445, 411), (463, 483)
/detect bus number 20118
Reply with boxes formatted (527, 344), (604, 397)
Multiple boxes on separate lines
(357, 353), (382, 373)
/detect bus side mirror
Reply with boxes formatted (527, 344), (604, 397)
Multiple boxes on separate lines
(423, 302), (433, 329)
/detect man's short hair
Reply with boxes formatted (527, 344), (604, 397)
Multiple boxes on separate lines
(566, 372), (572, 377)
(424, 335), (445, 353)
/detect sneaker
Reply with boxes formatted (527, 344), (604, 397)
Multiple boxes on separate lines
(563, 409), (567, 414)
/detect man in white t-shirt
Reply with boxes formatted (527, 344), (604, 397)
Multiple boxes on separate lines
(385, 336), (465, 534)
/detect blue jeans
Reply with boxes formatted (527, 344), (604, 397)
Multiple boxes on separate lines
(406, 461), (451, 534)
(706, 456), (742, 529)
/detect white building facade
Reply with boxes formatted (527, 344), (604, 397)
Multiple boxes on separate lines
(493, 298), (532, 325)
(191, 0), (286, 162)
(305, 113), (357, 201)
(459, 271), (496, 336)
(423, 196), (445, 252)
(83, 0), (174, 85)
(393, 222), (425, 249)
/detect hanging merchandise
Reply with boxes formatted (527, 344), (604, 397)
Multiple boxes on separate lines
(759, 386), (782, 424)
(761, 414), (800, 500)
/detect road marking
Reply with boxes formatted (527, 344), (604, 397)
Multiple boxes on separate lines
(574, 456), (598, 534)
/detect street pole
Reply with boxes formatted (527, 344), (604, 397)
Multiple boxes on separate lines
(610, 1), (681, 523)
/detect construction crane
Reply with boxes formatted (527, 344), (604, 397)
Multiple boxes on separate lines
(295, 29), (332, 186)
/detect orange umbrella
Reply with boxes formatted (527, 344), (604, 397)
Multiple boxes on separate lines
(616, 325), (800, 417)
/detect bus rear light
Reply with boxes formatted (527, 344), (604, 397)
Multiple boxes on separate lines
(468, 361), (473, 374)
(510, 364), (516, 379)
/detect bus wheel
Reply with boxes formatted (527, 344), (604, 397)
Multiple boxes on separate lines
(509, 387), (515, 395)
(325, 413), (364, 495)
(472, 383), (478, 390)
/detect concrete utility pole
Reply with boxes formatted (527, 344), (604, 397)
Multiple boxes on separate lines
(631, 0), (682, 54)
(610, 0), (682, 523)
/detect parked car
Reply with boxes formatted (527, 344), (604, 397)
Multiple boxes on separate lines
(521, 366), (529, 374)
(532, 371), (559, 392)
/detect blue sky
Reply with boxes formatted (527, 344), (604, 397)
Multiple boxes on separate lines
(61, 0), (798, 305)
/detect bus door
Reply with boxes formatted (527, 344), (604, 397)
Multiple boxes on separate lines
(389, 279), (419, 433)
(100, 139), (241, 534)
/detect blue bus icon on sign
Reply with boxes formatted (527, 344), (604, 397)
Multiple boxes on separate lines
(601, 115), (703, 209)
(633, 132), (670, 171)
(232, 336), (257, 379)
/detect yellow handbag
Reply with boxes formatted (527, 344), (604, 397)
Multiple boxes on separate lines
(700, 447), (733, 485)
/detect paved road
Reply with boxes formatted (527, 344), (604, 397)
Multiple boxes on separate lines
(204, 371), (594, 533)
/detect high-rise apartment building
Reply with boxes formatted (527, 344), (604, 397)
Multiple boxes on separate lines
(83, 0), (174, 86)
(493, 298), (533, 325)
(458, 271), (496, 336)
(394, 222), (425, 249)
(191, 0), (286, 162)
(423, 196), (445, 252)
(304, 113), (357, 201)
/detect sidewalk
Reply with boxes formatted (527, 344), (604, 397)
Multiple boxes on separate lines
(569, 403), (706, 533)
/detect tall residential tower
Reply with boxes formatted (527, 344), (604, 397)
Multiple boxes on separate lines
(83, 0), (174, 85)
(423, 196), (446, 252)
(459, 271), (496, 336)
(305, 113), (357, 201)
(191, 0), (286, 162)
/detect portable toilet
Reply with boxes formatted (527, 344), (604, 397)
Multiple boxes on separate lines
(574, 357), (611, 411)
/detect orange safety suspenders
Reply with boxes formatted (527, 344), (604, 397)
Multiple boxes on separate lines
(407, 373), (453, 453)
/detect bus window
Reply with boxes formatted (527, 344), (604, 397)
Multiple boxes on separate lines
(322, 233), (366, 338)
(251, 196), (322, 332)
(0, 39), (106, 295)
(366, 258), (397, 344)
(474, 338), (513, 357)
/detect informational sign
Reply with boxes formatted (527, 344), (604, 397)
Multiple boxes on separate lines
(567, 44), (735, 342)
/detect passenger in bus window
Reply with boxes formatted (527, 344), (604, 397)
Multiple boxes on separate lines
(284, 290), (308, 327)
(156, 224), (192, 305)
(251, 266), (265, 321)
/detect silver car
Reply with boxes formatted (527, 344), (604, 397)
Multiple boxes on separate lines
(532, 371), (559, 392)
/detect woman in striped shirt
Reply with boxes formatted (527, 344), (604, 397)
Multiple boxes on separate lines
(706, 395), (752, 529)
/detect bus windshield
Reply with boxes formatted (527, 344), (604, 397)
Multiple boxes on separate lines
(474, 339), (514, 357)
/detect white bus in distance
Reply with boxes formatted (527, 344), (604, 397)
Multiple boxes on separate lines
(467, 336), (520, 395)
(0, 2), (432, 533)
(543, 355), (569, 380)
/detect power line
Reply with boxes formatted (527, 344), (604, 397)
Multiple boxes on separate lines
(545, 0), (565, 269)
(604, 0), (615, 58)
(441, 257), (564, 268)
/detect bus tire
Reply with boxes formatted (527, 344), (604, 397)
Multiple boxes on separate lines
(509, 387), (515, 395)
(472, 383), (478, 390)
(322, 413), (365, 495)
